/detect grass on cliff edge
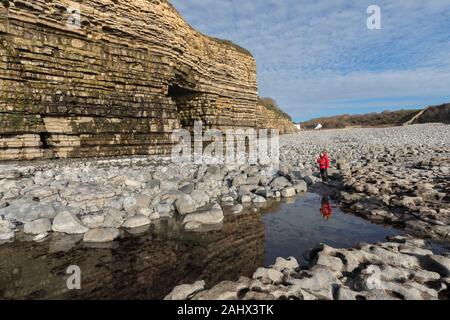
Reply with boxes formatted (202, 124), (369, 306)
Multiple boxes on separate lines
(258, 97), (293, 122)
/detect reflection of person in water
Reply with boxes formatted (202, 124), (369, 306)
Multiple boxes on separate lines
(320, 197), (333, 221)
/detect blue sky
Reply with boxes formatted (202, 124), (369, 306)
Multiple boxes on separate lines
(171, 0), (450, 122)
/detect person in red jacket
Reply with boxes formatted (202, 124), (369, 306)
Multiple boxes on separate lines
(316, 151), (331, 182)
(320, 196), (333, 221)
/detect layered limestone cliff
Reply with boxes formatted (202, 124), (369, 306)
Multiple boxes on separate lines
(256, 104), (297, 134)
(0, 0), (259, 160)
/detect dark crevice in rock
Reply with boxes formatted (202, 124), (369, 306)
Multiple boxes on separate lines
(333, 252), (348, 266)
(167, 83), (198, 99)
(331, 284), (340, 300)
(237, 287), (249, 299)
(386, 290), (405, 300)
(39, 132), (51, 149)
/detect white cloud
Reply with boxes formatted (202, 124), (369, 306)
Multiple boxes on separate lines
(171, 0), (450, 121)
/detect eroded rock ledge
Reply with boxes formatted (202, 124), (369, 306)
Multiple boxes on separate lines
(165, 236), (450, 300)
(0, 0), (259, 160)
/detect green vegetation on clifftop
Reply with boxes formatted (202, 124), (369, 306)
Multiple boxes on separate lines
(301, 109), (421, 129)
(258, 97), (293, 122)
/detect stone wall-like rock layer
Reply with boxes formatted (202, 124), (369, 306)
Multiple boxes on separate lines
(0, 0), (258, 160)
(256, 104), (298, 135)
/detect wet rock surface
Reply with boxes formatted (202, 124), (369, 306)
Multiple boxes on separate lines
(0, 155), (307, 243)
(0, 124), (448, 245)
(0, 209), (266, 299)
(279, 124), (450, 241)
(0, 124), (449, 300)
(165, 124), (450, 300)
(166, 235), (450, 300)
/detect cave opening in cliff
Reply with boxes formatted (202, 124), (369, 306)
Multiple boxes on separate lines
(167, 83), (197, 98)
(167, 83), (204, 131)
(39, 132), (51, 150)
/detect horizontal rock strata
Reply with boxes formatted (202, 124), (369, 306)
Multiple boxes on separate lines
(255, 104), (297, 134)
(0, 0), (259, 160)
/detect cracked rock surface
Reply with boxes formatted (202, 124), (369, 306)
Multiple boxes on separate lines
(165, 236), (450, 300)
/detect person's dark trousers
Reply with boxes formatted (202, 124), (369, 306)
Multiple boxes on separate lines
(320, 169), (329, 182)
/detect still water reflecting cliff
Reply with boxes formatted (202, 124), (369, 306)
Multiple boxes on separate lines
(1, 193), (429, 300)
(0, 207), (268, 300)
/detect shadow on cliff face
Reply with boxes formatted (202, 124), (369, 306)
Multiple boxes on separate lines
(167, 81), (207, 131)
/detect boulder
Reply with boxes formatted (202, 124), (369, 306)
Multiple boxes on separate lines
(286, 266), (338, 299)
(122, 215), (151, 229)
(271, 257), (299, 273)
(154, 202), (173, 218)
(337, 161), (351, 171)
(52, 211), (89, 234)
(123, 195), (151, 214)
(0, 219), (15, 240)
(252, 195), (267, 203)
(145, 179), (161, 193)
(253, 268), (284, 285)
(425, 255), (450, 277)
(0, 200), (57, 223)
(270, 176), (291, 190)
(278, 164), (291, 176)
(281, 187), (296, 198)
(24, 218), (52, 235)
(160, 178), (180, 191)
(239, 195), (252, 203)
(103, 209), (125, 228)
(124, 179), (142, 188)
(183, 203), (224, 229)
(293, 181), (308, 193)
(22, 185), (58, 200)
(243, 292), (276, 300)
(83, 228), (120, 243)
(175, 194), (197, 215)
(304, 175), (319, 185)
(232, 174), (248, 187)
(179, 183), (195, 194)
(192, 281), (249, 300)
(365, 185), (380, 195)
(33, 232), (49, 242)
(164, 281), (205, 300)
(81, 214), (106, 229)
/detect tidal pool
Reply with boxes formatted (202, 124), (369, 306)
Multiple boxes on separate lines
(0, 192), (447, 300)
(262, 192), (401, 265)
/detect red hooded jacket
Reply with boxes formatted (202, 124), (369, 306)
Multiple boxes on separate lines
(317, 154), (330, 169)
(321, 202), (332, 220)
